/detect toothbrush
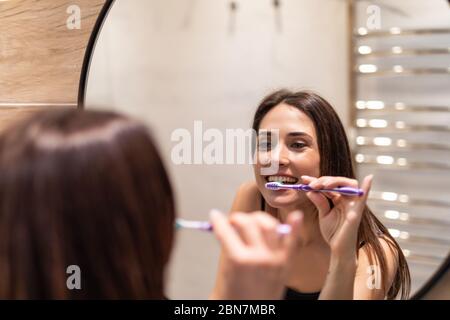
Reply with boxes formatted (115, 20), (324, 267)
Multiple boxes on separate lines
(175, 218), (292, 235)
(265, 181), (364, 196)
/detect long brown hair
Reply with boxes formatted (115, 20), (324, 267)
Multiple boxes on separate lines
(0, 109), (175, 299)
(252, 89), (410, 299)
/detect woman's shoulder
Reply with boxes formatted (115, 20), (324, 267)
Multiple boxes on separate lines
(358, 235), (399, 280)
(230, 181), (261, 213)
(237, 181), (259, 195)
(360, 234), (398, 254)
(359, 234), (398, 259)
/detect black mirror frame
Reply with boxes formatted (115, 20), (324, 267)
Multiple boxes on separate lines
(78, 0), (115, 109)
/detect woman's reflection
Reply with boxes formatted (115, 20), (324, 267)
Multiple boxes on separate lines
(213, 90), (411, 300)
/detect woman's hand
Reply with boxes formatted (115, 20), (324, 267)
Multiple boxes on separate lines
(301, 175), (373, 258)
(209, 209), (301, 300)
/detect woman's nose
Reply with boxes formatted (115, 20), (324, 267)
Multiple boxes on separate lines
(277, 146), (290, 166)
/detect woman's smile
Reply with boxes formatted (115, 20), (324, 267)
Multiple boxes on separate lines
(265, 175), (299, 184)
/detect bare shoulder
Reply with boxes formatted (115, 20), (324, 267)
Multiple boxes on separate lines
(354, 236), (400, 299)
(358, 236), (399, 267)
(230, 181), (261, 213)
(237, 181), (259, 195)
(357, 236), (399, 284)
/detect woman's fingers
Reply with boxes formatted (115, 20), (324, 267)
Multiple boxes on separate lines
(213, 209), (302, 254)
(309, 176), (359, 189)
(301, 176), (332, 217)
(360, 174), (373, 202)
(342, 175), (374, 229)
(305, 191), (331, 218)
(248, 212), (280, 249)
(282, 211), (302, 256)
(323, 191), (341, 204)
(353, 174), (373, 211)
(300, 175), (317, 185)
(213, 210), (298, 300)
(301, 175), (369, 219)
(302, 175), (362, 201)
(210, 209), (245, 256)
(230, 213), (265, 247)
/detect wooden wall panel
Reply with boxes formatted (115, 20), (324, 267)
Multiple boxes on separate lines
(0, 106), (73, 133)
(0, 0), (108, 131)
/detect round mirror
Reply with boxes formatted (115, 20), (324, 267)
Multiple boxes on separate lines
(82, 0), (450, 299)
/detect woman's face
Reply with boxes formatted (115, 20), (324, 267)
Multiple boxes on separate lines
(254, 103), (321, 210)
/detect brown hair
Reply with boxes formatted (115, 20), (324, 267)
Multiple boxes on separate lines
(252, 89), (410, 299)
(0, 109), (175, 299)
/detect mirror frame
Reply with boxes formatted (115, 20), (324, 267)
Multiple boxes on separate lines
(411, 254), (450, 299)
(78, 0), (115, 108)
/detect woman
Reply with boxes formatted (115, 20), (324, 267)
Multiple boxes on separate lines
(0, 108), (301, 299)
(212, 90), (410, 300)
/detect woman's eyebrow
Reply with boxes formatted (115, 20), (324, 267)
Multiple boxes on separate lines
(257, 131), (313, 141)
(257, 131), (313, 140)
(258, 131), (273, 138)
(287, 132), (312, 139)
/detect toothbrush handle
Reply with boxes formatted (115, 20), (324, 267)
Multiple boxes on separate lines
(206, 222), (291, 235)
(296, 185), (363, 196)
(319, 187), (364, 196)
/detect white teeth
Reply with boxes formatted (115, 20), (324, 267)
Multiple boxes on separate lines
(267, 176), (298, 184)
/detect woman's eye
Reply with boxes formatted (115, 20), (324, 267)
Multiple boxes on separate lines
(258, 142), (271, 150)
(291, 142), (306, 149)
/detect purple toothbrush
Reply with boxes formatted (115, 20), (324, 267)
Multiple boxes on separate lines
(265, 181), (364, 196)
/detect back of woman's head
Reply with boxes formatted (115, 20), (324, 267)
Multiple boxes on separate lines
(0, 109), (175, 299)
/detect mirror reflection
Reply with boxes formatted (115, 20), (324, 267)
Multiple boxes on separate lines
(85, 0), (450, 299)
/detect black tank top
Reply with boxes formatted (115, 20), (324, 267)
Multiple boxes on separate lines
(284, 288), (320, 300)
